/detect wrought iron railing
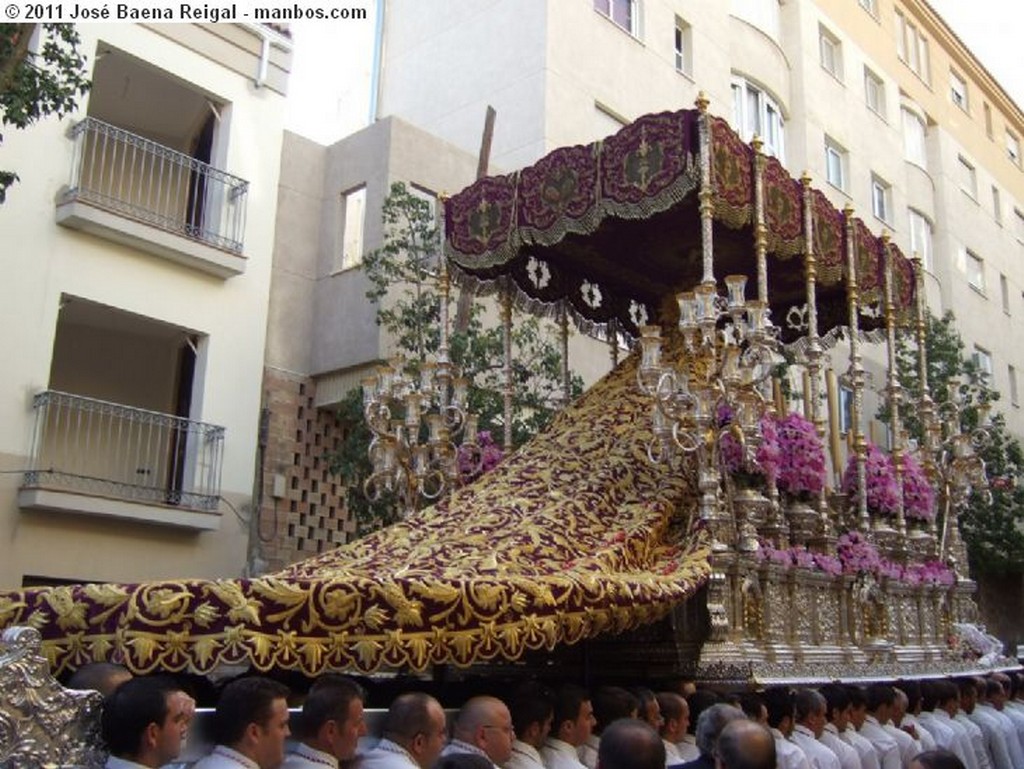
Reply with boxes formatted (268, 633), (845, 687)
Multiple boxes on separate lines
(23, 391), (225, 512)
(61, 116), (248, 253)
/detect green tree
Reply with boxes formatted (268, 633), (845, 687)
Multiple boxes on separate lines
(882, 310), (1024, 574)
(1, 23), (90, 203)
(331, 182), (583, 533)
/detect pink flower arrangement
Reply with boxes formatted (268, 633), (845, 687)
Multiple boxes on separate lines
(901, 453), (936, 522)
(836, 531), (884, 575)
(457, 430), (504, 482)
(904, 561), (956, 587)
(719, 412), (781, 486)
(754, 543), (843, 576)
(842, 443), (901, 516)
(775, 413), (827, 500)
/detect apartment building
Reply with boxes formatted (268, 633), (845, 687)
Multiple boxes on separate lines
(374, 0), (1024, 437)
(0, 24), (291, 587)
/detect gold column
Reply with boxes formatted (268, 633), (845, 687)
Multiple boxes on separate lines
(913, 256), (940, 551)
(844, 205), (869, 533)
(882, 235), (907, 549)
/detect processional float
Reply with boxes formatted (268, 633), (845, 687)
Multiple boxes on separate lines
(0, 96), (1017, 766)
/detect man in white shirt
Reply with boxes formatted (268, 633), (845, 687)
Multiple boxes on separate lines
(281, 676), (367, 769)
(877, 686), (922, 768)
(857, 686), (901, 769)
(964, 678), (1013, 769)
(675, 691), (716, 763)
(789, 689), (841, 769)
(541, 684), (596, 769)
(507, 682), (555, 769)
(715, 720), (777, 769)
(764, 688), (812, 769)
(596, 719), (666, 769)
(579, 687), (637, 769)
(356, 693), (448, 769)
(951, 680), (993, 769)
(193, 677), (292, 769)
(991, 675), (1024, 759)
(100, 676), (193, 769)
(440, 696), (515, 769)
(917, 681), (978, 769)
(656, 692), (690, 767)
(818, 685), (864, 769)
(979, 679), (1024, 768)
(893, 684), (936, 753)
(840, 687), (879, 769)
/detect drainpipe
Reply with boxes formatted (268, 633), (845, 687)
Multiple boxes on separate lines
(241, 23), (294, 90)
(369, 0), (386, 122)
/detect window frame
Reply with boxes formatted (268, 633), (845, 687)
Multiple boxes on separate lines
(958, 155), (978, 200)
(338, 184), (368, 272)
(1010, 364), (1019, 407)
(731, 77), (786, 161)
(858, 0), (878, 17)
(594, 0), (638, 36)
(1007, 130), (1021, 168)
(950, 69), (969, 113)
(674, 15), (692, 76)
(865, 68), (885, 119)
(966, 249), (985, 293)
(819, 25), (843, 80)
(901, 107), (926, 167)
(992, 185), (1003, 225)
(870, 174), (892, 223)
(1015, 208), (1024, 243)
(972, 346), (993, 381)
(1001, 273), (1010, 314)
(908, 208), (933, 273)
(824, 135), (847, 191)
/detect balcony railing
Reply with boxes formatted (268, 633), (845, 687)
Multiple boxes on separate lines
(23, 391), (225, 512)
(61, 117), (248, 253)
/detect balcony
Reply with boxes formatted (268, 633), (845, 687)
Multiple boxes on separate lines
(19, 390), (225, 530)
(56, 117), (249, 278)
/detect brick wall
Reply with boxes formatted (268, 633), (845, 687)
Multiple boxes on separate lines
(257, 368), (357, 572)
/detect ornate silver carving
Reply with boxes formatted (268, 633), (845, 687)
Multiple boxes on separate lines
(0, 627), (105, 768)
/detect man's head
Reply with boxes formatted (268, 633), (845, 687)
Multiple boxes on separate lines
(215, 677), (291, 769)
(686, 690), (721, 737)
(68, 662), (133, 699)
(933, 681), (960, 717)
(737, 694), (767, 726)
(552, 685), (596, 747)
(382, 692), (448, 769)
(451, 695), (515, 765)
(955, 679), (977, 715)
(656, 692), (690, 742)
(508, 682), (555, 750)
(909, 750), (969, 769)
(896, 681), (922, 716)
(295, 675), (367, 761)
(819, 685), (852, 731)
(763, 688), (795, 736)
(101, 676), (190, 768)
(892, 688), (910, 726)
(596, 719), (665, 769)
(694, 704), (745, 757)
(793, 689), (827, 738)
(631, 687), (664, 731)
(986, 679), (1007, 711)
(592, 686), (639, 735)
(715, 719), (776, 769)
(865, 685), (895, 724)
(845, 686), (868, 728)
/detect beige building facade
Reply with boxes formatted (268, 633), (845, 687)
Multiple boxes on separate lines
(0, 23), (291, 587)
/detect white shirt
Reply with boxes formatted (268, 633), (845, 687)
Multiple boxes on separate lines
(674, 735), (700, 763)
(770, 728), (812, 769)
(954, 713), (992, 769)
(981, 706), (1024, 769)
(882, 722), (921, 768)
(541, 738), (587, 769)
(968, 707), (1015, 769)
(663, 739), (682, 767)
(857, 716), (900, 769)
(577, 735), (599, 769)
(105, 758), (149, 769)
(918, 711), (974, 769)
(901, 714), (936, 752)
(790, 724), (841, 769)
(840, 726), (880, 769)
(992, 704), (1024, 761)
(820, 724), (861, 769)
(507, 740), (546, 769)
(281, 743), (339, 769)
(193, 746), (261, 769)
(355, 739), (421, 769)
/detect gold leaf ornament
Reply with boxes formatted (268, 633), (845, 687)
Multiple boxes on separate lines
(209, 582), (263, 625)
(44, 588), (88, 631)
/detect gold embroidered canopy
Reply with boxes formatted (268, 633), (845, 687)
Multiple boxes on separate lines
(0, 353), (709, 676)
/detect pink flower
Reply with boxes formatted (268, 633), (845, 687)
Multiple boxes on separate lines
(775, 413), (827, 499)
(458, 430), (504, 482)
(842, 443), (901, 516)
(901, 453), (936, 522)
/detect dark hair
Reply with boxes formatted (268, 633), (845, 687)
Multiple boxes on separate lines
(508, 682), (555, 736)
(592, 687), (639, 732)
(793, 689), (825, 723)
(845, 686), (867, 710)
(985, 679), (1004, 698)
(686, 689), (721, 736)
(912, 749), (967, 769)
(866, 684), (895, 712)
(932, 681), (959, 709)
(955, 678), (976, 698)
(737, 693), (765, 722)
(763, 688), (794, 730)
(553, 684), (590, 731)
(598, 719), (665, 769)
(896, 680), (922, 711)
(434, 754), (494, 769)
(297, 675), (365, 739)
(101, 676), (181, 757)
(819, 684), (850, 722)
(384, 692), (441, 742)
(215, 677), (290, 747)
(716, 720), (776, 769)
(68, 662), (132, 698)
(657, 692), (687, 724)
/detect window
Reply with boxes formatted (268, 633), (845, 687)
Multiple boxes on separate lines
(966, 250), (985, 292)
(958, 156), (977, 199)
(871, 174), (891, 222)
(859, 0), (878, 16)
(901, 107), (926, 167)
(1001, 274), (1010, 313)
(730, 0), (780, 41)
(950, 70), (969, 112)
(993, 186), (1003, 225)
(972, 347), (993, 381)
(839, 386), (854, 434)
(674, 16), (692, 76)
(984, 103), (993, 138)
(865, 68), (885, 118)
(1008, 131), (1021, 167)
(731, 77), (785, 160)
(819, 25), (843, 79)
(908, 209), (933, 272)
(1010, 365), (1019, 407)
(895, 10), (930, 84)
(1016, 208), (1024, 242)
(339, 186), (367, 271)
(594, 0), (637, 35)
(824, 136), (847, 191)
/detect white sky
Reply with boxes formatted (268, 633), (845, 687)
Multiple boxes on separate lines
(283, 1), (1024, 146)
